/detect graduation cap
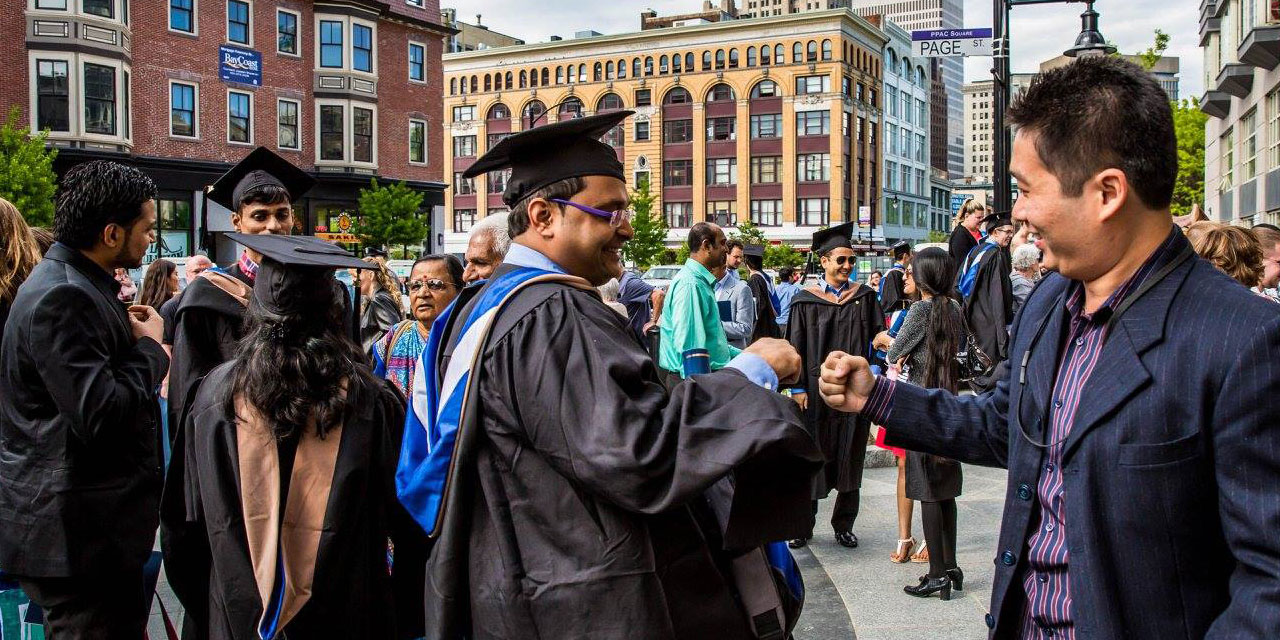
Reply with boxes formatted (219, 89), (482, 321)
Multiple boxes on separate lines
(891, 240), (913, 259)
(981, 210), (1013, 234)
(463, 111), (633, 207)
(744, 244), (766, 258)
(227, 233), (369, 327)
(208, 146), (316, 212)
(364, 246), (389, 259)
(811, 222), (856, 255)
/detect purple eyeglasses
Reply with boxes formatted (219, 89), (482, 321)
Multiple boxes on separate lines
(550, 198), (634, 228)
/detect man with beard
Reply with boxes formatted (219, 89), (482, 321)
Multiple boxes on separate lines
(0, 161), (168, 637)
(397, 111), (822, 639)
(957, 211), (1015, 370)
(785, 222), (884, 549)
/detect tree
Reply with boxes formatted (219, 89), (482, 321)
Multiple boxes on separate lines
(353, 179), (429, 251)
(674, 244), (691, 265)
(764, 243), (803, 269)
(0, 107), (58, 228)
(729, 220), (768, 246)
(1138, 29), (1170, 71)
(620, 176), (668, 270)
(927, 230), (950, 243)
(1171, 98), (1207, 217)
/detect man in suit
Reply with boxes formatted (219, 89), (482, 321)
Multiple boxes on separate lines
(0, 161), (168, 638)
(819, 56), (1280, 638)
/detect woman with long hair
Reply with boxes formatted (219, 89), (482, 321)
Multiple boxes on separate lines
(358, 256), (405, 354)
(162, 234), (426, 639)
(1190, 224), (1269, 294)
(138, 259), (179, 312)
(372, 254), (464, 397)
(886, 247), (985, 601)
(0, 198), (41, 330)
(873, 264), (923, 564)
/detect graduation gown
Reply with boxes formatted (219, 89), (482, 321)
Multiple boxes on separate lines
(785, 284), (882, 499)
(878, 267), (909, 316)
(961, 245), (1013, 366)
(948, 225), (979, 282)
(160, 364), (426, 640)
(747, 271), (781, 343)
(424, 265), (824, 640)
(168, 265), (253, 431)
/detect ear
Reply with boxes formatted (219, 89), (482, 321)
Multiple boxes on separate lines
(100, 223), (123, 249)
(230, 210), (243, 231)
(526, 198), (557, 239)
(1093, 168), (1128, 223)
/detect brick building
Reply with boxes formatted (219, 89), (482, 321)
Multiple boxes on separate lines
(13, 0), (451, 263)
(441, 8), (887, 252)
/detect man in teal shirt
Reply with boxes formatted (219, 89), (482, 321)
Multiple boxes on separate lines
(659, 222), (744, 379)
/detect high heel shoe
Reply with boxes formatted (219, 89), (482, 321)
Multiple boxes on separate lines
(947, 567), (964, 591)
(890, 537), (916, 563)
(903, 575), (952, 601)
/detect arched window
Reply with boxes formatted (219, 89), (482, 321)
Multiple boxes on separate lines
(672, 54), (682, 73)
(685, 52), (694, 72)
(887, 48), (898, 71)
(750, 79), (779, 98)
(556, 66), (565, 84)
(728, 49), (739, 68)
(746, 47), (757, 67)
(806, 40), (818, 62)
(760, 43), (771, 65)
(450, 77), (457, 94)
(774, 44), (784, 64)
(617, 58), (626, 78)
(644, 56), (654, 76)
(578, 64), (586, 83)
(594, 62), (602, 82)
(559, 97), (583, 119)
(606, 60), (614, 80)
(597, 93), (624, 111)
(702, 51), (712, 71)
(792, 42), (802, 63)
(519, 70), (527, 88)
(660, 55), (669, 74)
(487, 103), (510, 120)
(540, 68), (549, 85)
(901, 57), (910, 78)
(632, 58), (641, 78)
(663, 87), (691, 105)
(821, 39), (832, 61)
(522, 100), (546, 125)
(707, 83), (735, 102)
(471, 76), (478, 93)
(715, 49), (725, 70)
(484, 74), (492, 92)
(918, 65), (927, 84)
(505, 72), (513, 90)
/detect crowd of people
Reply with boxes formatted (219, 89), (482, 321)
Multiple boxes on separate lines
(0, 56), (1278, 640)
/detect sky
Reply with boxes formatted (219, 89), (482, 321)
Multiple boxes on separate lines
(448, 0), (1204, 99)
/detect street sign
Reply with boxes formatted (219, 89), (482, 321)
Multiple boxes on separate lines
(911, 29), (993, 58)
(219, 45), (262, 86)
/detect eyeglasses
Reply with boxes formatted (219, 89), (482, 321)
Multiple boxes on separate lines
(828, 255), (855, 266)
(550, 198), (634, 228)
(408, 278), (453, 293)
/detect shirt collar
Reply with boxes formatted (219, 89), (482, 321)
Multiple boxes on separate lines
(683, 258), (715, 286)
(238, 251), (260, 282)
(1065, 225), (1182, 322)
(504, 243), (567, 274)
(823, 278), (850, 296)
(714, 268), (739, 291)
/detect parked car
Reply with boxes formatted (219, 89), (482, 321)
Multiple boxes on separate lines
(640, 264), (682, 291)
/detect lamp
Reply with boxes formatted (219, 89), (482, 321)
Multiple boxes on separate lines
(1063, 1), (1117, 58)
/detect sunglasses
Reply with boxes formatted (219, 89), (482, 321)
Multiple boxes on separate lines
(408, 278), (453, 293)
(827, 255), (855, 266)
(551, 198), (634, 228)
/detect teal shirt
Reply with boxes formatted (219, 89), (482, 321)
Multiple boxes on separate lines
(658, 259), (741, 377)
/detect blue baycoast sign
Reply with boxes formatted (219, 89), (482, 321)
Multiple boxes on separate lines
(219, 45), (262, 86)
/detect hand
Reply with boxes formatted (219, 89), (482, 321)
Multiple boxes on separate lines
(128, 305), (164, 345)
(744, 338), (802, 385)
(792, 391), (809, 411)
(819, 351), (878, 414)
(873, 331), (893, 352)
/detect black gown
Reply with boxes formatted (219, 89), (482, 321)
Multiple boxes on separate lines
(423, 264), (824, 640)
(963, 246), (1013, 368)
(948, 225), (979, 283)
(160, 364), (426, 640)
(747, 271), (781, 343)
(878, 268), (910, 316)
(168, 265), (253, 431)
(785, 284), (882, 500)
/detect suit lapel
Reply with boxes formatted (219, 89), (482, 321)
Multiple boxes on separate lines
(1023, 293), (1068, 443)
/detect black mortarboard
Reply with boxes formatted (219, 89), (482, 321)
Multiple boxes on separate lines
(891, 240), (913, 259)
(744, 244), (766, 258)
(463, 111), (632, 207)
(981, 210), (1013, 234)
(208, 147), (316, 211)
(228, 233), (369, 319)
(811, 222), (856, 255)
(364, 246), (388, 259)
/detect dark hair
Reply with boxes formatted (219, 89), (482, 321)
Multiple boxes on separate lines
(726, 240), (744, 253)
(744, 253), (764, 271)
(227, 284), (376, 440)
(413, 253), (465, 289)
(1253, 223), (1280, 233)
(138, 259), (177, 311)
(870, 269), (883, 278)
(238, 183), (292, 211)
(1007, 56), (1175, 210)
(778, 266), (794, 280)
(54, 161), (157, 250)
(912, 247), (963, 394)
(688, 222), (718, 252)
(508, 177), (586, 237)
(892, 243), (912, 260)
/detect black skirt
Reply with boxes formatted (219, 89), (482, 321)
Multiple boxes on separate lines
(905, 450), (962, 503)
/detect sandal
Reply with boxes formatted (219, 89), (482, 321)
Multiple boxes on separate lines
(910, 542), (930, 563)
(890, 537), (916, 563)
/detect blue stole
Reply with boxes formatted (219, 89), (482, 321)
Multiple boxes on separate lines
(957, 241), (998, 299)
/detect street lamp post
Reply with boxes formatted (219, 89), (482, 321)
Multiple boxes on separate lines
(991, 0), (1116, 216)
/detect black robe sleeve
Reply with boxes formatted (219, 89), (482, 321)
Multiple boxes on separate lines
(169, 308), (241, 433)
(879, 269), (908, 315)
(964, 248), (1014, 365)
(747, 273), (781, 344)
(948, 226), (978, 282)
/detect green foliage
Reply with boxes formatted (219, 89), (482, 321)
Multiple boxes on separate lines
(674, 244), (691, 265)
(0, 107), (58, 228)
(1171, 97), (1207, 217)
(729, 220), (768, 246)
(1138, 29), (1170, 71)
(764, 243), (803, 268)
(354, 178), (429, 251)
(621, 176), (668, 270)
(927, 230), (950, 243)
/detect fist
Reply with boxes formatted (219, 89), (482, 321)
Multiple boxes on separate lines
(128, 305), (165, 344)
(744, 338), (802, 385)
(819, 351), (878, 414)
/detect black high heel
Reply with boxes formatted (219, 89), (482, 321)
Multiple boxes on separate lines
(903, 575), (952, 601)
(947, 567), (964, 591)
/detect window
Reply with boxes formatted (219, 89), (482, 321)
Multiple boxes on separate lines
(796, 111), (829, 136)
(1268, 90), (1280, 169)
(453, 135), (476, 158)
(486, 132), (510, 149)
(885, 161), (898, 190)
(664, 202), (693, 228)
(916, 169), (926, 197)
(793, 42), (802, 63)
(750, 156), (781, 184)
(453, 210), (477, 233)
(278, 10), (299, 54)
(352, 106), (373, 163)
(559, 98), (583, 119)
(227, 90), (251, 143)
(644, 57), (654, 76)
(663, 87), (691, 105)
(1244, 109), (1259, 181)
(707, 158), (736, 185)
(806, 41), (818, 62)
(702, 51), (712, 71)
(659, 55), (669, 75)
(761, 44), (771, 65)
(888, 124), (898, 155)
(821, 39), (832, 61)
(795, 75), (829, 95)
(150, 198), (193, 262)
(916, 134), (926, 162)
(409, 43), (425, 81)
(278, 99), (300, 150)
(797, 153), (830, 182)
(320, 21), (343, 68)
(453, 105), (475, 122)
(917, 99), (927, 127)
(598, 94), (624, 111)
(35, 0), (68, 8)
(706, 116), (735, 141)
(36, 60), (69, 132)
(84, 63), (116, 135)
(635, 120), (649, 141)
(706, 201), (736, 226)
(353, 24), (373, 72)
(903, 92), (912, 124)
(604, 123), (624, 148)
(321, 104), (344, 160)
(488, 169), (511, 193)
(728, 49), (739, 68)
(488, 103), (510, 120)
(750, 113), (781, 139)
(901, 165), (912, 194)
(708, 83), (735, 102)
(227, 0), (250, 45)
(747, 47), (757, 67)
(670, 55), (681, 74)
(751, 80), (778, 98)
(454, 172), (475, 195)
(663, 160), (693, 186)
(797, 198), (829, 226)
(83, 0), (112, 18)
(750, 200), (782, 226)
(663, 119), (693, 143)
(887, 86), (898, 117)
(170, 82), (196, 137)
(635, 89), (652, 106)
(522, 100), (545, 124)
(170, 0), (194, 33)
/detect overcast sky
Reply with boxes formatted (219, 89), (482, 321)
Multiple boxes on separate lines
(450, 0), (1204, 99)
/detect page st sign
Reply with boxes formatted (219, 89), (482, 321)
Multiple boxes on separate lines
(912, 28), (993, 58)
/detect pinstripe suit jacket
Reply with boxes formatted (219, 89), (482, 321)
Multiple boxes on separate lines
(881, 230), (1280, 639)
